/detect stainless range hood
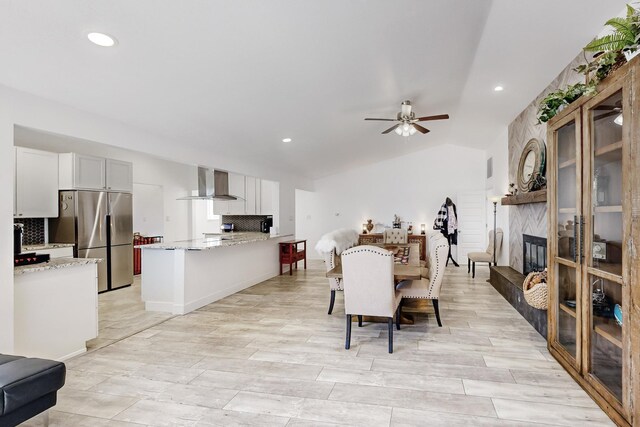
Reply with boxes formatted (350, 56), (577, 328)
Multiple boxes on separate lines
(178, 167), (243, 201)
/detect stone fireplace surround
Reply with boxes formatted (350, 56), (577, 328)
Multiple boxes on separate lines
(507, 53), (584, 273)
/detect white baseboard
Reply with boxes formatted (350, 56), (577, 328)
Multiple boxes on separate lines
(58, 347), (87, 361)
(145, 271), (280, 315)
(145, 300), (176, 313)
(180, 271), (278, 314)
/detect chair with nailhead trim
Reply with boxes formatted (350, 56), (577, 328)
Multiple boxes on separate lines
(341, 245), (402, 353)
(383, 229), (408, 244)
(322, 249), (343, 314)
(396, 234), (449, 327)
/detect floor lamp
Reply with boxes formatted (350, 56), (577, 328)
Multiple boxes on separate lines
(488, 196), (502, 266)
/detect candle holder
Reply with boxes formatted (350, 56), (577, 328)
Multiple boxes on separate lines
(420, 223), (426, 235)
(362, 223), (367, 234)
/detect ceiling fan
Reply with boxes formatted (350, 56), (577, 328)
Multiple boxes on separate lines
(365, 100), (449, 136)
(594, 99), (623, 124)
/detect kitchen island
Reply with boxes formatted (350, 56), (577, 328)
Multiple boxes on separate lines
(140, 232), (292, 314)
(14, 257), (99, 360)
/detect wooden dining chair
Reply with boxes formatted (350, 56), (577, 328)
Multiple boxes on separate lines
(322, 248), (342, 314)
(341, 245), (402, 353)
(396, 234), (449, 327)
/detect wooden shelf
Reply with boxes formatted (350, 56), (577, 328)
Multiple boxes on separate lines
(559, 208), (577, 214)
(595, 140), (622, 158)
(560, 303), (577, 318)
(594, 320), (622, 349)
(594, 205), (622, 213)
(557, 141), (621, 170)
(501, 189), (547, 206)
(590, 262), (623, 278)
(559, 158), (577, 169)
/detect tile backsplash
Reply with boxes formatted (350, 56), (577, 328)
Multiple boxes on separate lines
(14, 218), (45, 245)
(221, 215), (269, 232)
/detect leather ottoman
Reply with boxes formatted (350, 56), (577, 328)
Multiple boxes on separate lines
(0, 354), (66, 427)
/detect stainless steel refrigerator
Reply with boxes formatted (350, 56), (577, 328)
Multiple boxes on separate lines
(50, 191), (133, 293)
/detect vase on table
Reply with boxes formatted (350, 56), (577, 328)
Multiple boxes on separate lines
(366, 219), (374, 233)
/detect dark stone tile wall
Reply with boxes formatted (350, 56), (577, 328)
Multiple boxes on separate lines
(14, 218), (45, 245)
(221, 215), (269, 232)
(489, 266), (547, 338)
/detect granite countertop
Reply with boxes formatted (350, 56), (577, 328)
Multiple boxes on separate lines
(140, 232), (292, 250)
(22, 243), (75, 251)
(15, 257), (102, 275)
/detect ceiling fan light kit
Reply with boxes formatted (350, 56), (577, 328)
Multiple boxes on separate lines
(365, 100), (449, 137)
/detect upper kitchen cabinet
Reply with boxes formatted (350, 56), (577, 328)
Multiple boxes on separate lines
(59, 153), (132, 192)
(213, 173), (246, 215)
(260, 179), (279, 215)
(245, 176), (259, 215)
(227, 173), (246, 214)
(106, 158), (133, 192)
(14, 147), (59, 218)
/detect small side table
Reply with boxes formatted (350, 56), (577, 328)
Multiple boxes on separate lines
(279, 240), (307, 275)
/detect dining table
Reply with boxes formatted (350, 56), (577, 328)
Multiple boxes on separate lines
(325, 263), (426, 324)
(326, 263), (421, 282)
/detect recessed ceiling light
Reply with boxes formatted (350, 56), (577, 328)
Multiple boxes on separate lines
(87, 32), (117, 47)
(282, 138), (292, 143)
(494, 85), (504, 92)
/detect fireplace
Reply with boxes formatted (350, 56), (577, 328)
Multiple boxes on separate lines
(523, 234), (547, 275)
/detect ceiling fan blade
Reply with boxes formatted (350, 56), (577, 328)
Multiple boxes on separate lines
(365, 118), (397, 121)
(416, 114), (450, 122)
(382, 124), (400, 134)
(594, 110), (622, 121)
(413, 123), (430, 134)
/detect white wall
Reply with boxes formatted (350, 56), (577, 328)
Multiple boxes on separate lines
(132, 183), (165, 237)
(191, 200), (221, 238)
(298, 144), (487, 259)
(0, 83), (312, 353)
(485, 128), (510, 266)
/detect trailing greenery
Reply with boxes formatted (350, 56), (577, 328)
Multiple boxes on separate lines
(537, 3), (639, 123)
(537, 83), (596, 124)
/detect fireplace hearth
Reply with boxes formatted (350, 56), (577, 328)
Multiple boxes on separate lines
(523, 234), (547, 275)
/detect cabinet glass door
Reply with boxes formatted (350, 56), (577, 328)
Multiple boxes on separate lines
(551, 113), (582, 362)
(584, 89), (626, 403)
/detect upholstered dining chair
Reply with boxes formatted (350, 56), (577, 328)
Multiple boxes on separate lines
(322, 249), (342, 314)
(467, 228), (503, 278)
(341, 245), (402, 353)
(383, 229), (408, 244)
(396, 234), (449, 327)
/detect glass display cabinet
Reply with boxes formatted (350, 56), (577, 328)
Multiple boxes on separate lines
(547, 58), (639, 427)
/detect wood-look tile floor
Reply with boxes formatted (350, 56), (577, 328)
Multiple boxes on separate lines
(22, 261), (614, 426)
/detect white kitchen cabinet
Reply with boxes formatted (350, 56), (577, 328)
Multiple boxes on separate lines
(227, 173), (246, 214)
(213, 173), (246, 215)
(59, 153), (133, 192)
(245, 176), (257, 214)
(37, 246), (74, 259)
(15, 147), (59, 218)
(260, 179), (279, 215)
(106, 159), (133, 192)
(59, 153), (106, 190)
(14, 262), (98, 360)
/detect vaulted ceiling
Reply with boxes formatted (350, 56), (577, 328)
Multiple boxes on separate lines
(0, 0), (627, 178)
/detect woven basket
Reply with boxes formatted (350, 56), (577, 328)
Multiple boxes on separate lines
(523, 272), (548, 310)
